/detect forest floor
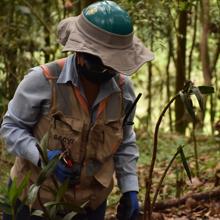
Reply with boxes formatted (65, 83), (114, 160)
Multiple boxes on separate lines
(106, 131), (220, 219)
(1, 131), (220, 219)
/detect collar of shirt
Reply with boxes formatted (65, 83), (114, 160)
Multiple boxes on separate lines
(57, 54), (121, 108)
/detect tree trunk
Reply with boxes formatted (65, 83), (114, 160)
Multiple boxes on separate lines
(200, 0), (211, 86)
(147, 62), (152, 131)
(166, 27), (173, 132)
(43, 0), (51, 63)
(175, 0), (188, 133)
(4, 2), (18, 100)
(200, 0), (213, 131)
(146, 34), (155, 133)
(188, 1), (198, 80)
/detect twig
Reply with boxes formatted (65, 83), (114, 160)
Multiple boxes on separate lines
(151, 148), (181, 208)
(37, 186), (51, 220)
(144, 93), (179, 220)
(153, 187), (220, 211)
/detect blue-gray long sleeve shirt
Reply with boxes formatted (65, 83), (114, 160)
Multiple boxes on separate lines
(0, 55), (139, 193)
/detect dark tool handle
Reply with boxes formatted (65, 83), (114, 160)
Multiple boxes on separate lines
(123, 93), (142, 126)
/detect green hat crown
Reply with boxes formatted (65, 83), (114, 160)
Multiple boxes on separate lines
(83, 1), (133, 35)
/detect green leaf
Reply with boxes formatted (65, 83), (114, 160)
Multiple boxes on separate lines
(178, 2), (190, 11)
(63, 211), (77, 220)
(38, 132), (49, 164)
(7, 175), (29, 207)
(198, 86), (214, 94)
(36, 157), (59, 186)
(0, 195), (12, 215)
(191, 87), (204, 112)
(44, 201), (59, 207)
(8, 178), (18, 205)
(179, 91), (196, 122)
(44, 201), (85, 214)
(49, 205), (57, 219)
(178, 146), (192, 183)
(16, 173), (30, 197)
(27, 184), (40, 206)
(55, 180), (69, 202)
(31, 209), (44, 217)
(0, 195), (6, 203)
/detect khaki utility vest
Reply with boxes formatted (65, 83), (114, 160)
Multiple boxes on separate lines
(10, 58), (125, 210)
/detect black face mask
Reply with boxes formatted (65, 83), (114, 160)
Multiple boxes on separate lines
(76, 53), (117, 84)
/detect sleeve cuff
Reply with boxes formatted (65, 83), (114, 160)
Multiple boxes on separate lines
(24, 140), (40, 166)
(117, 174), (139, 193)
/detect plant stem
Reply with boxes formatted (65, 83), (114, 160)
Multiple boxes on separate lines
(151, 148), (181, 208)
(192, 123), (200, 177)
(12, 208), (15, 220)
(37, 186), (51, 220)
(144, 93), (179, 220)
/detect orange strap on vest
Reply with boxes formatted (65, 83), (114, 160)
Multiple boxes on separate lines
(97, 98), (107, 118)
(56, 58), (66, 69)
(40, 58), (124, 117)
(73, 74), (124, 117)
(73, 87), (108, 118)
(73, 87), (90, 115)
(40, 58), (66, 79)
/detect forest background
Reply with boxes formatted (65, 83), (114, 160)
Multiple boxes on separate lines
(0, 0), (220, 219)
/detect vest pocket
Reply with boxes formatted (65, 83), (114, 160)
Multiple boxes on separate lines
(89, 120), (123, 163)
(48, 115), (84, 162)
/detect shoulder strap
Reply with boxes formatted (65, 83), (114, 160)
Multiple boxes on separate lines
(40, 58), (66, 114)
(40, 58), (67, 79)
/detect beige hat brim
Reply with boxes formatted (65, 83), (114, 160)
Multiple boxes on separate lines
(57, 16), (154, 75)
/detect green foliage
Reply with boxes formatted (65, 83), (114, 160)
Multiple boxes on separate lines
(0, 0), (219, 134)
(179, 81), (214, 122)
(143, 80), (213, 218)
(36, 156), (59, 186)
(28, 135), (84, 219)
(0, 174), (30, 218)
(198, 86), (215, 94)
(119, 0), (171, 48)
(178, 145), (192, 183)
(0, 0), (63, 103)
(27, 184), (40, 208)
(0, 131), (84, 219)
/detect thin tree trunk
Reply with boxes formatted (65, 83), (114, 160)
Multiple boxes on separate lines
(175, 0), (188, 133)
(200, 0), (212, 131)
(210, 39), (220, 75)
(210, 39), (220, 134)
(147, 62), (152, 131)
(200, 0), (211, 86)
(166, 32), (173, 132)
(43, 0), (51, 63)
(4, 3), (17, 99)
(188, 0), (198, 80)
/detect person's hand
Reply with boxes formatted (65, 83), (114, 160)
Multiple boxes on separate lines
(47, 149), (74, 184)
(116, 191), (139, 220)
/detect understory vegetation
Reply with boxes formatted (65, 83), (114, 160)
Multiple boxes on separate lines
(1, 130), (220, 219)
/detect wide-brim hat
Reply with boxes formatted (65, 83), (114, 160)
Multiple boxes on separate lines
(57, 14), (154, 75)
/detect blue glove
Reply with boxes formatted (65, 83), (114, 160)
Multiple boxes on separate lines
(116, 191), (139, 220)
(47, 150), (74, 184)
